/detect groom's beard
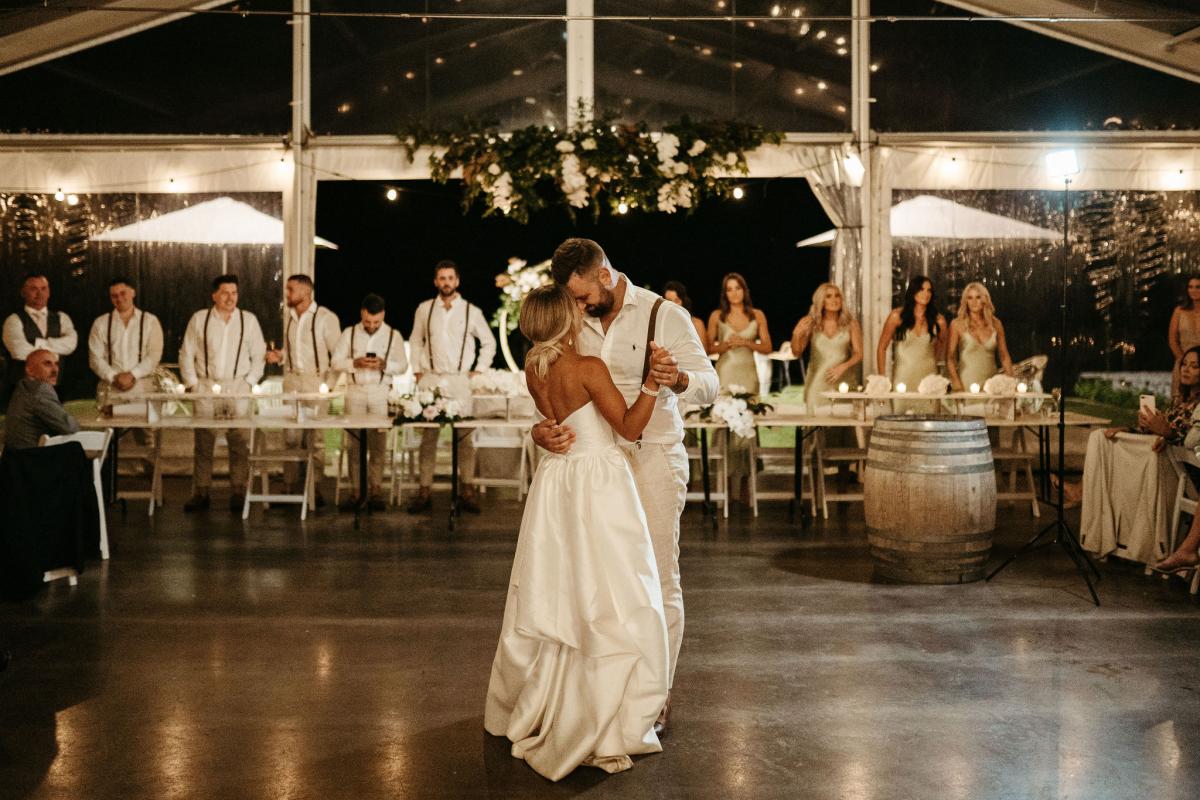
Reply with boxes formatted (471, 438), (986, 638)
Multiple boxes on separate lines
(584, 287), (616, 318)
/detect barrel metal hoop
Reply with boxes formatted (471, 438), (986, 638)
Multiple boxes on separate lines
(865, 459), (995, 475)
(868, 442), (994, 457)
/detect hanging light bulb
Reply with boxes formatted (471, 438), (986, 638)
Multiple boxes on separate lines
(54, 189), (65, 201)
(66, 194), (80, 205)
(385, 187), (399, 201)
(617, 201), (629, 215)
(732, 186), (745, 200)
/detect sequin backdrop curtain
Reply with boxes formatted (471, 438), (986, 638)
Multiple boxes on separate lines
(803, 146), (863, 318)
(890, 189), (1200, 384)
(0, 192), (285, 401)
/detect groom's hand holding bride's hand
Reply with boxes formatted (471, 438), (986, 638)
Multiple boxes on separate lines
(649, 342), (686, 392)
(532, 418), (577, 455)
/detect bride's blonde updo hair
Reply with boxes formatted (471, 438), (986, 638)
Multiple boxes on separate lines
(520, 284), (577, 379)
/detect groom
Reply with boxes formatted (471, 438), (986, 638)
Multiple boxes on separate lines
(532, 238), (719, 734)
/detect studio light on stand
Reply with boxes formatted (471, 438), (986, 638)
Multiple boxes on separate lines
(987, 148), (1101, 606)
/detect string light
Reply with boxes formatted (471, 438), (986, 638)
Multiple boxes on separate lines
(816, 29), (827, 39)
(836, 47), (848, 55)
(794, 87), (806, 95)
(405, 71), (416, 80)
(54, 189), (65, 201)
(817, 81), (827, 90)
(385, 187), (399, 201)
(512, 68), (524, 76)
(835, 36), (846, 45)
(870, 62), (881, 72)
(66, 194), (79, 205)
(770, 4), (781, 16)
(617, 201), (629, 214)
(792, 8), (801, 18)
(732, 186), (745, 199)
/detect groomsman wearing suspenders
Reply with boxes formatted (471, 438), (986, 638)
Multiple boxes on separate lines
(406, 260), (496, 514)
(178, 275), (266, 512)
(88, 276), (164, 401)
(2, 273), (78, 409)
(331, 293), (408, 511)
(265, 274), (341, 504)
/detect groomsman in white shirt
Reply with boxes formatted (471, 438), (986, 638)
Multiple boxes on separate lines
(264, 274), (341, 504)
(534, 238), (719, 736)
(178, 274), (267, 512)
(331, 292), (408, 511)
(88, 276), (164, 399)
(406, 260), (496, 514)
(2, 273), (78, 408)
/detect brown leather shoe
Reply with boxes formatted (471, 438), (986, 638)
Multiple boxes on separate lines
(459, 488), (481, 514)
(653, 691), (671, 737)
(406, 487), (433, 514)
(183, 493), (210, 512)
(229, 494), (245, 513)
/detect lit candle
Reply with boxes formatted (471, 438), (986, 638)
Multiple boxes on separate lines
(175, 384), (187, 395)
(895, 382), (906, 393)
(1017, 382), (1028, 394)
(211, 383), (222, 394)
(969, 383), (981, 394)
(838, 382), (849, 393)
(251, 384), (263, 395)
(318, 383), (330, 395)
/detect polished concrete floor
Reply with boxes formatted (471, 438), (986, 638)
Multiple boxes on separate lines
(1, 482), (1198, 800)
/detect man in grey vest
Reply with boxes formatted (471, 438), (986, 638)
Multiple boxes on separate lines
(2, 273), (78, 409)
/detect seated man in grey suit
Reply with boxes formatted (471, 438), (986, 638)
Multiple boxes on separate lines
(4, 349), (80, 450)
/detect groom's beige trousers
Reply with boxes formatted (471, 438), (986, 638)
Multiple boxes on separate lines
(623, 440), (689, 687)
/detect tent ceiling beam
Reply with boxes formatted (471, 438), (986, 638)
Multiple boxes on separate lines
(0, 0), (230, 78)
(939, 0), (1200, 84)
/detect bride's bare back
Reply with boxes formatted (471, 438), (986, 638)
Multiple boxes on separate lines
(527, 348), (658, 442)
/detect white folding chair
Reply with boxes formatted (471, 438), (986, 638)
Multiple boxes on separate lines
(115, 431), (164, 517)
(243, 428), (312, 520)
(685, 425), (729, 518)
(992, 428), (1040, 518)
(810, 428), (867, 519)
(748, 427), (818, 517)
(1165, 446), (1200, 594)
(41, 429), (112, 560)
(469, 425), (533, 500)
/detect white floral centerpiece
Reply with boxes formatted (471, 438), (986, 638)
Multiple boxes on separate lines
(470, 368), (530, 397)
(863, 374), (892, 396)
(685, 385), (773, 440)
(983, 374), (1018, 395)
(393, 386), (466, 423)
(917, 374), (951, 396)
(493, 257), (552, 334)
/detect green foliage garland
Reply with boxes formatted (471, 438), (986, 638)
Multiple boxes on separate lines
(399, 111), (783, 224)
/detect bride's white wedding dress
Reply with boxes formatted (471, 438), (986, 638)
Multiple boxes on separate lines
(484, 401), (670, 781)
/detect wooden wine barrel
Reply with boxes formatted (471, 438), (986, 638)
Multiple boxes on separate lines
(864, 415), (996, 584)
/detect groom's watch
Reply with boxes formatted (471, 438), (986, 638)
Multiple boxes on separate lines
(670, 370), (689, 393)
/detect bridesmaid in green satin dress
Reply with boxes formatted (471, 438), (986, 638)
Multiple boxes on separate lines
(791, 282), (863, 413)
(875, 275), (948, 414)
(947, 281), (1014, 392)
(707, 273), (773, 395)
(707, 273), (772, 501)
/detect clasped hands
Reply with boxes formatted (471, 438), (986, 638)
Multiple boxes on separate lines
(532, 342), (682, 455)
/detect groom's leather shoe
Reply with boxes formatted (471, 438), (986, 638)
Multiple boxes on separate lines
(406, 487), (433, 514)
(653, 691), (671, 737)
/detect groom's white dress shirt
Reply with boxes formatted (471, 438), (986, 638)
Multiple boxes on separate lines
(576, 274), (719, 445)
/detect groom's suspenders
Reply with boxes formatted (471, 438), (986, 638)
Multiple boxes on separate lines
(641, 298), (665, 384)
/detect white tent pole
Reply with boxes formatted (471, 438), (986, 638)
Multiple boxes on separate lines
(566, 0), (595, 125)
(222, 247), (228, 276)
(284, 0), (314, 338)
(852, 0), (880, 369)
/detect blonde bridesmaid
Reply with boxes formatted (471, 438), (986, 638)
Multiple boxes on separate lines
(876, 275), (947, 413)
(947, 281), (1014, 392)
(791, 282), (863, 412)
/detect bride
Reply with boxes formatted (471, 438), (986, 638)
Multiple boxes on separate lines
(484, 284), (670, 781)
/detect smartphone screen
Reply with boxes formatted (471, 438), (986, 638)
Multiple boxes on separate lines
(1140, 394), (1156, 414)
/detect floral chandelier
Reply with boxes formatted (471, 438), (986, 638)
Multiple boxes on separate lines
(399, 111), (782, 224)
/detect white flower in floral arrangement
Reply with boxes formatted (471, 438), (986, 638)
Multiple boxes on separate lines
(627, 154), (640, 164)
(983, 374), (1018, 395)
(416, 389), (435, 406)
(421, 405), (440, 421)
(673, 161), (689, 176)
(555, 140), (575, 153)
(917, 374), (950, 396)
(581, 137), (598, 151)
(728, 384), (747, 395)
(688, 139), (707, 157)
(656, 132), (680, 162)
(600, 172), (613, 182)
(586, 166), (599, 178)
(731, 397), (749, 412)
(402, 399), (423, 418)
(725, 152), (739, 166)
(864, 374), (891, 396)
(487, 163), (502, 176)
(657, 182), (678, 213)
(507, 257), (527, 274)
(443, 399), (465, 418)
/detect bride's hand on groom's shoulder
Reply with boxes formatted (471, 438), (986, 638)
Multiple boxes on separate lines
(532, 418), (576, 455)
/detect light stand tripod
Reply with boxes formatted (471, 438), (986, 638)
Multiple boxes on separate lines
(987, 165), (1101, 605)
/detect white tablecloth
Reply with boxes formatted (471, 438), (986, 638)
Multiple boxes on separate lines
(1080, 430), (1178, 565)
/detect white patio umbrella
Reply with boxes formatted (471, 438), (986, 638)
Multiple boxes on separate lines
(92, 196), (338, 273)
(796, 194), (1060, 270)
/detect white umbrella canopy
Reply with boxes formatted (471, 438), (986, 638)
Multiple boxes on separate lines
(796, 194), (1061, 248)
(92, 196), (338, 249)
